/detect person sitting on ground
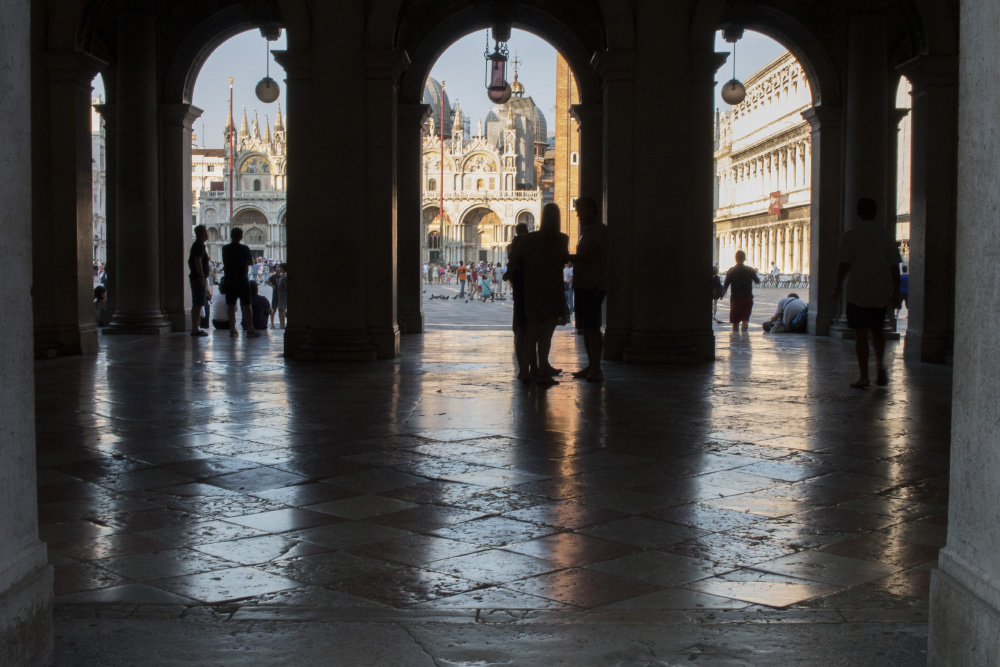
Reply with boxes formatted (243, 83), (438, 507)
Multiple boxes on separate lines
(762, 293), (808, 333)
(210, 289), (230, 330)
(242, 282), (274, 332)
(93, 285), (107, 327)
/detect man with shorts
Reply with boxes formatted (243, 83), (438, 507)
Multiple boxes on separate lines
(457, 263), (468, 297)
(569, 196), (610, 382)
(834, 197), (901, 388)
(222, 227), (261, 338)
(722, 250), (760, 332)
(188, 224), (210, 337)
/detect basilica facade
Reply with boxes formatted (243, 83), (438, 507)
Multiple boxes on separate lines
(421, 75), (549, 265)
(194, 105), (288, 261)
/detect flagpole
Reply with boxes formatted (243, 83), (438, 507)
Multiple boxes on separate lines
(440, 80), (445, 264)
(228, 77), (234, 227)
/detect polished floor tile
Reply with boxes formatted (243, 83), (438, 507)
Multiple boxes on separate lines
(35, 299), (950, 621)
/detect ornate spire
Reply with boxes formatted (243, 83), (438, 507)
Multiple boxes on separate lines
(274, 103), (284, 132)
(252, 111), (261, 139)
(263, 116), (272, 144)
(240, 106), (249, 138)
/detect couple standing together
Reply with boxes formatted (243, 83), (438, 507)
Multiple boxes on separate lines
(507, 196), (610, 384)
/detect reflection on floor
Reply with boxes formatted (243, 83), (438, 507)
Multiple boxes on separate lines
(37, 315), (950, 665)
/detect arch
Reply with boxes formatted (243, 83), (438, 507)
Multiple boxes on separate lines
(460, 152), (499, 173)
(232, 206), (269, 227)
(713, 8), (842, 108)
(161, 0), (311, 105)
(396, 6), (603, 108)
(244, 226), (267, 245)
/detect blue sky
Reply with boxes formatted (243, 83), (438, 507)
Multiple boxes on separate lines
(91, 28), (787, 149)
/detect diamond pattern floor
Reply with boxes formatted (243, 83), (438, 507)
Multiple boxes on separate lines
(36, 292), (949, 619)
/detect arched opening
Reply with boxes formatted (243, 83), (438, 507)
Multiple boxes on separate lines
(713, 29), (816, 328)
(90, 74), (108, 284)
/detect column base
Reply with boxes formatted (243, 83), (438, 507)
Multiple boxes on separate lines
(904, 329), (953, 365)
(603, 328), (629, 362)
(809, 309), (837, 336)
(104, 312), (172, 335)
(929, 555), (1000, 665)
(285, 326), (399, 361)
(0, 546), (53, 667)
(165, 308), (192, 333)
(622, 331), (716, 364)
(33, 324), (99, 358)
(829, 322), (901, 341)
(398, 311), (424, 335)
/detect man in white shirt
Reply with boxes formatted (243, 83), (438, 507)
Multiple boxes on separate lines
(834, 197), (902, 388)
(563, 262), (574, 316)
(763, 293), (807, 333)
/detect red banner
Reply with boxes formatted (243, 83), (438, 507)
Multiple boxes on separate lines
(769, 191), (782, 216)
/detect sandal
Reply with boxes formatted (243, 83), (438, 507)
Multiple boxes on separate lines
(850, 378), (871, 389)
(876, 367), (889, 386)
(571, 367), (591, 379)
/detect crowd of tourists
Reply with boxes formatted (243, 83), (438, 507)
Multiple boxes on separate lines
(423, 261), (508, 301)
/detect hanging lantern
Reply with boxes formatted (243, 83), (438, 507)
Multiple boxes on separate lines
(484, 30), (510, 104)
(721, 25), (747, 106)
(255, 37), (281, 103)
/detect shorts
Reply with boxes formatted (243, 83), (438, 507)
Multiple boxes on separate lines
(225, 279), (251, 306)
(574, 288), (606, 329)
(846, 302), (887, 330)
(729, 297), (753, 323)
(189, 276), (207, 308)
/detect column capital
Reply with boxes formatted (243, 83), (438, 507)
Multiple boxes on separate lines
(365, 49), (410, 81)
(592, 50), (636, 83)
(846, 0), (890, 17)
(271, 49), (312, 80)
(45, 51), (107, 84)
(569, 103), (602, 128)
(398, 103), (432, 129)
(897, 55), (958, 91)
(161, 103), (203, 130)
(801, 105), (841, 131)
(690, 51), (731, 83)
(93, 103), (116, 128)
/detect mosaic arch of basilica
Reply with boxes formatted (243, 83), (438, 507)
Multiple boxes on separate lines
(7, 1), (998, 665)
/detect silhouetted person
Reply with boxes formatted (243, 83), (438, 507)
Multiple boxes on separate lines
(569, 196), (610, 382)
(222, 227), (260, 338)
(834, 197), (902, 388)
(506, 223), (530, 380)
(722, 250), (759, 333)
(188, 224), (210, 337)
(895, 264), (909, 318)
(521, 203), (569, 384)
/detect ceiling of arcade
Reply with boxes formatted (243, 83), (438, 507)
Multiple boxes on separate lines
(45, 0), (954, 106)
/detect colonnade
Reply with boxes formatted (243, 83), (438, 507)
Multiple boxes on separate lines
(727, 141), (811, 203)
(717, 224), (810, 275)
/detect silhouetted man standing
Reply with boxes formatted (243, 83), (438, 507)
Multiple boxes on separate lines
(222, 227), (260, 338)
(569, 196), (610, 382)
(834, 197), (901, 388)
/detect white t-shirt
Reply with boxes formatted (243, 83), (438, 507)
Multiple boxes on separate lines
(563, 266), (573, 286)
(210, 292), (229, 321)
(837, 221), (903, 308)
(776, 297), (807, 324)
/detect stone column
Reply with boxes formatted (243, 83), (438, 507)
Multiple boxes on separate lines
(397, 103), (431, 334)
(784, 226), (792, 273)
(598, 50), (637, 361)
(843, 1), (889, 223)
(792, 226), (801, 274)
(802, 106), (844, 335)
(570, 104), (604, 218)
(898, 55), (958, 363)
(803, 224), (811, 275)
(0, 0), (54, 661)
(106, 2), (170, 334)
(160, 104), (203, 332)
(33, 51), (105, 357)
(928, 2), (1000, 660)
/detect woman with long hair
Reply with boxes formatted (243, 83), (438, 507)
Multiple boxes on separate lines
(520, 203), (569, 384)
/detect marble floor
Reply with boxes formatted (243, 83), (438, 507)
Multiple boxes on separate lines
(39, 289), (949, 665)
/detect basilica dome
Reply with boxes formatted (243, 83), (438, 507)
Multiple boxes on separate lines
(422, 77), (453, 137)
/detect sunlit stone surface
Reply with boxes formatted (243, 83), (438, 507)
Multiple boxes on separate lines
(41, 287), (947, 665)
